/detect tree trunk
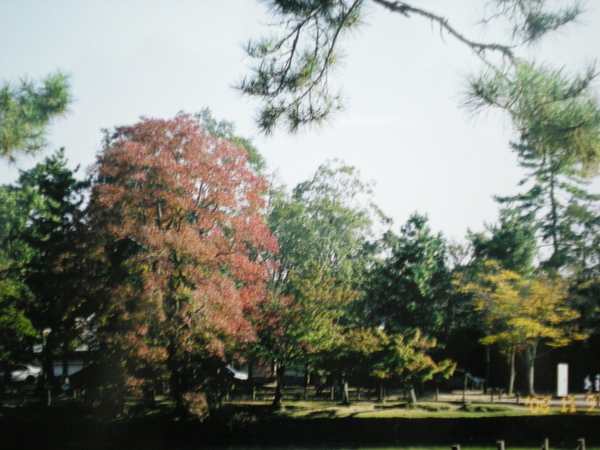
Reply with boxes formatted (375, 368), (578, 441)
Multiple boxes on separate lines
(41, 356), (55, 383)
(409, 388), (417, 404)
(166, 340), (184, 412)
(304, 366), (310, 400)
(549, 167), (560, 261)
(378, 382), (386, 403)
(62, 341), (70, 381)
(525, 343), (538, 396)
(341, 376), (350, 405)
(248, 358), (256, 400)
(485, 346), (491, 393)
(508, 346), (516, 396)
(37, 334), (56, 399)
(273, 364), (285, 408)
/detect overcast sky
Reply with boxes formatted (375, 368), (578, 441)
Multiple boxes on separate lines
(1, 1), (599, 241)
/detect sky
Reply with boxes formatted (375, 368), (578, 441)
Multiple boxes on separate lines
(1, 1), (599, 241)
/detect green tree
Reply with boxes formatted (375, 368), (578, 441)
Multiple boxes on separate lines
(315, 326), (380, 403)
(256, 160), (385, 406)
(571, 278), (600, 333)
(467, 58), (600, 275)
(466, 62), (600, 176)
(16, 149), (89, 381)
(468, 207), (538, 277)
(0, 186), (36, 372)
(369, 328), (454, 403)
(365, 213), (451, 337)
(270, 160), (385, 286)
(193, 108), (266, 174)
(251, 267), (355, 407)
(0, 73), (70, 160)
(460, 207), (538, 388)
(493, 142), (600, 273)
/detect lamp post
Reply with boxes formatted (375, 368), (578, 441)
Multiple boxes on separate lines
(42, 328), (51, 349)
(41, 328), (51, 379)
(41, 328), (52, 405)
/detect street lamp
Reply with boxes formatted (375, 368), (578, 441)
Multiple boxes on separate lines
(42, 328), (51, 349)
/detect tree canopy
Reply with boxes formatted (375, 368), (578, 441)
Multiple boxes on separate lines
(0, 186), (36, 369)
(254, 160), (384, 406)
(15, 149), (89, 380)
(87, 114), (277, 416)
(457, 261), (587, 395)
(365, 213), (451, 336)
(0, 72), (70, 160)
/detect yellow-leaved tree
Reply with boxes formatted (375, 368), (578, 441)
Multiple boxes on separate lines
(458, 261), (587, 395)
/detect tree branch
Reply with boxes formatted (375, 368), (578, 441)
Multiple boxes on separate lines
(370, 0), (515, 59)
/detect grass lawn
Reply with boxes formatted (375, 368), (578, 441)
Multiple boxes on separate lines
(238, 400), (529, 419)
(224, 389), (600, 419)
(2, 387), (600, 448)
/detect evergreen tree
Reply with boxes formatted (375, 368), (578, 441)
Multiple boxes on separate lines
(0, 73), (70, 160)
(16, 149), (89, 381)
(365, 213), (451, 336)
(240, 0), (588, 152)
(0, 186), (36, 372)
(468, 207), (538, 276)
(495, 143), (600, 273)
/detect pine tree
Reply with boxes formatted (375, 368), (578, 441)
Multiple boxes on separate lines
(495, 142), (600, 273)
(16, 149), (89, 382)
(0, 73), (70, 160)
(366, 213), (451, 336)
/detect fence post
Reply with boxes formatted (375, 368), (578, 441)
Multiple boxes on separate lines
(577, 438), (586, 450)
(497, 440), (506, 450)
(542, 438), (549, 450)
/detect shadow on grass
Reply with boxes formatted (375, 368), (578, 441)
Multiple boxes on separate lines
(302, 409), (340, 419)
(2, 399), (600, 449)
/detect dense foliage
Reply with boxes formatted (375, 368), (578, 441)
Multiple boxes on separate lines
(0, 106), (597, 413)
(0, 72), (70, 160)
(1, 0), (599, 419)
(86, 114), (277, 416)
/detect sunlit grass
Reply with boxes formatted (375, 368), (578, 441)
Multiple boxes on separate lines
(226, 398), (600, 419)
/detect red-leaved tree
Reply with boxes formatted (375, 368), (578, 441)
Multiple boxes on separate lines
(87, 114), (277, 417)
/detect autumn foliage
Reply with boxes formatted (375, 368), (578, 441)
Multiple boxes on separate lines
(457, 261), (587, 395)
(87, 114), (277, 415)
